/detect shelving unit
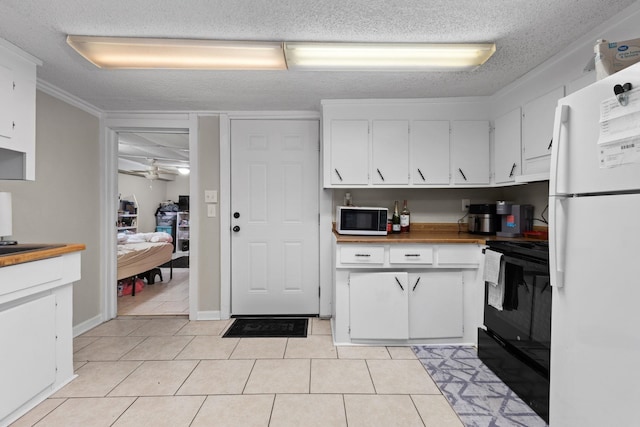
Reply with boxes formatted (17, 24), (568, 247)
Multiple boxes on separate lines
(176, 211), (189, 255)
(117, 195), (138, 234)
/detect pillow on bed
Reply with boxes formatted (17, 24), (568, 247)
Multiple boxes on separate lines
(149, 232), (173, 243)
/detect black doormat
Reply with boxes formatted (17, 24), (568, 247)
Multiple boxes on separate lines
(223, 317), (308, 338)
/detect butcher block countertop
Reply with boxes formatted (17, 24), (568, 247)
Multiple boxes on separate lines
(333, 223), (547, 244)
(0, 243), (85, 267)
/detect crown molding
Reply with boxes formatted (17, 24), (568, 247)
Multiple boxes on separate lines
(36, 79), (103, 118)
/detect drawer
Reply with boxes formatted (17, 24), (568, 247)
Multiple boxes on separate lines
(340, 245), (385, 264)
(389, 246), (434, 264)
(437, 244), (481, 266)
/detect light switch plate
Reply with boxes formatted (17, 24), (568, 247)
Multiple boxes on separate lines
(207, 204), (216, 217)
(204, 190), (218, 203)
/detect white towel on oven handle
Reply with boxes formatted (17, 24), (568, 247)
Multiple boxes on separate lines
(484, 249), (505, 311)
(483, 249), (503, 285)
(487, 259), (505, 311)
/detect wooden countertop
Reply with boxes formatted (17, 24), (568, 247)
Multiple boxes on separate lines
(333, 223), (548, 244)
(0, 243), (86, 268)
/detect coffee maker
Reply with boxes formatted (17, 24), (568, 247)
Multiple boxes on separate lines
(496, 201), (534, 237)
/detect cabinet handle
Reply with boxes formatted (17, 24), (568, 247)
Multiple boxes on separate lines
(412, 277), (421, 291)
(377, 168), (385, 181)
(417, 168), (426, 181)
(458, 168), (467, 181)
(404, 254), (421, 257)
(548, 139), (553, 150)
(354, 253), (371, 257)
(509, 163), (517, 178)
(394, 276), (404, 291)
(334, 168), (343, 182)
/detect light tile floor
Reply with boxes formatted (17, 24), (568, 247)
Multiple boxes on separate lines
(11, 317), (464, 427)
(117, 268), (189, 316)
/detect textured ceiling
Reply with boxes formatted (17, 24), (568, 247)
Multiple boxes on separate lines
(0, 0), (637, 112)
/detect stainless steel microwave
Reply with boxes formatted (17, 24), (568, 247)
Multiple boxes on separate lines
(336, 206), (388, 235)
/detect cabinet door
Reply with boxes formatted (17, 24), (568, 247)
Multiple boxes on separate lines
(410, 120), (450, 185)
(451, 121), (490, 184)
(409, 272), (463, 339)
(349, 271), (408, 340)
(0, 294), (57, 420)
(493, 108), (522, 184)
(329, 120), (369, 185)
(0, 64), (13, 140)
(522, 86), (565, 167)
(372, 120), (409, 184)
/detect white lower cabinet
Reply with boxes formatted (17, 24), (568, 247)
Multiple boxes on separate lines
(349, 270), (464, 341)
(408, 271), (463, 339)
(350, 272), (409, 340)
(333, 241), (481, 345)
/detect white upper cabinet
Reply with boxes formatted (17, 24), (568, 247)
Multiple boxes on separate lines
(0, 38), (41, 181)
(451, 120), (490, 185)
(493, 108), (522, 184)
(0, 64), (13, 139)
(409, 120), (450, 185)
(521, 86), (565, 176)
(328, 119), (369, 186)
(372, 120), (409, 185)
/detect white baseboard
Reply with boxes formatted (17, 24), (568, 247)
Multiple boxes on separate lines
(196, 310), (223, 320)
(73, 314), (104, 337)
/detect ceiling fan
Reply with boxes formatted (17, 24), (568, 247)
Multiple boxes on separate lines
(121, 158), (182, 181)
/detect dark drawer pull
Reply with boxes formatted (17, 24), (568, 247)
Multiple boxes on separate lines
(377, 168), (385, 181)
(334, 168), (343, 181)
(354, 253), (371, 257)
(417, 168), (426, 181)
(395, 276), (404, 291)
(458, 168), (467, 181)
(509, 163), (517, 178)
(404, 254), (421, 257)
(412, 277), (421, 291)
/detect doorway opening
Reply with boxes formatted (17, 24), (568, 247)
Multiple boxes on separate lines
(116, 131), (190, 316)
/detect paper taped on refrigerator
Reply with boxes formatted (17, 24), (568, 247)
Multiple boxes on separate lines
(598, 87), (640, 167)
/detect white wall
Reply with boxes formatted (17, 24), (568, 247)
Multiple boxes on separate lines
(117, 174), (168, 233)
(117, 172), (190, 233)
(0, 91), (101, 326)
(166, 174), (189, 204)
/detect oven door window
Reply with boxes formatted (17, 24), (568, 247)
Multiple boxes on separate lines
(484, 254), (551, 370)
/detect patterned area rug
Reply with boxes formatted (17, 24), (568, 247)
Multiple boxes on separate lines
(413, 346), (548, 427)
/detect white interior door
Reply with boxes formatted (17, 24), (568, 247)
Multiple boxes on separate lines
(231, 119), (319, 315)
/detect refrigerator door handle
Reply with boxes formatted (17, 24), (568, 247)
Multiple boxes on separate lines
(550, 104), (570, 196)
(549, 196), (566, 288)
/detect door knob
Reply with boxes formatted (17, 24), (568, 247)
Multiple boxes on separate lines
(233, 226), (240, 232)
(233, 212), (240, 219)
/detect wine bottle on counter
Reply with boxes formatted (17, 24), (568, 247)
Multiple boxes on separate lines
(392, 201), (401, 233)
(400, 199), (410, 233)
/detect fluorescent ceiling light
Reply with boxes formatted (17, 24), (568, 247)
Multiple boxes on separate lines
(66, 36), (287, 70)
(284, 42), (496, 71)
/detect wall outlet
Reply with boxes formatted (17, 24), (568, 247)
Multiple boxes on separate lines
(462, 199), (470, 211)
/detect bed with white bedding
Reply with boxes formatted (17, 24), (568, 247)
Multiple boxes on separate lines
(117, 232), (173, 281)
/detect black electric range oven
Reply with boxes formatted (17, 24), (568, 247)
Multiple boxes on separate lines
(478, 240), (551, 423)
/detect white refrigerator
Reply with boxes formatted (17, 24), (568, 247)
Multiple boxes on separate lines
(549, 62), (640, 426)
